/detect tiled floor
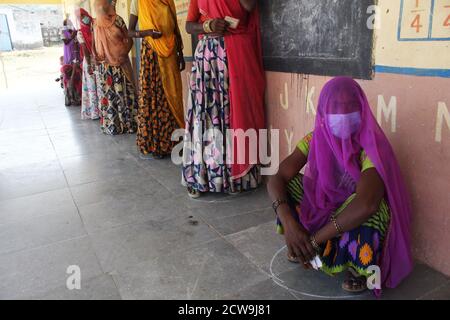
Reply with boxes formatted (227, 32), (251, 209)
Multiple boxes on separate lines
(0, 87), (449, 300)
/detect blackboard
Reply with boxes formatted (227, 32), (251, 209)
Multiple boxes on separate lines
(259, 0), (374, 79)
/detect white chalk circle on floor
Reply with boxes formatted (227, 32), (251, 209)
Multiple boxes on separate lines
(269, 245), (372, 299)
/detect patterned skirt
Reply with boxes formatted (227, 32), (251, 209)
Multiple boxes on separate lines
(278, 174), (391, 277)
(182, 36), (261, 193)
(136, 41), (179, 157)
(98, 62), (137, 135)
(81, 59), (100, 120)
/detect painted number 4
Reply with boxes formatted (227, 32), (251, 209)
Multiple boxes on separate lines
(411, 14), (423, 33)
(444, 14), (450, 27)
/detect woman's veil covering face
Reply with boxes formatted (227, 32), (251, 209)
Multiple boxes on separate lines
(301, 77), (413, 291)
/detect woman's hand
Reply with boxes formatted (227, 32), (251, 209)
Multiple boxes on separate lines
(142, 29), (162, 39)
(210, 19), (229, 35)
(177, 51), (186, 72)
(278, 209), (316, 268)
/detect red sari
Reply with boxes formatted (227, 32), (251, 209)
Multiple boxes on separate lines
(187, 0), (266, 179)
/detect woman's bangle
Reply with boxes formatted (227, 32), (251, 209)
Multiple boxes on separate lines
(330, 216), (343, 237)
(310, 235), (321, 253)
(203, 19), (213, 33)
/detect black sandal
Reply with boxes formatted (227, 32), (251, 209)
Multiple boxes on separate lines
(342, 269), (367, 293)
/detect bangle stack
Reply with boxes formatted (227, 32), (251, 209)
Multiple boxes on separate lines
(203, 19), (213, 33)
(330, 216), (343, 237)
(310, 235), (321, 253)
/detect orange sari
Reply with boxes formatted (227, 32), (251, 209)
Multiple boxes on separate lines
(137, 0), (184, 128)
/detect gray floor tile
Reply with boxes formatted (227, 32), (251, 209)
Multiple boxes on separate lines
(381, 263), (450, 300)
(226, 221), (296, 276)
(419, 281), (450, 300)
(0, 161), (67, 201)
(0, 208), (86, 255)
(0, 236), (103, 299)
(187, 188), (272, 219)
(205, 208), (275, 236)
(0, 188), (77, 225)
(113, 238), (268, 299)
(90, 216), (220, 273)
(61, 153), (146, 186)
(78, 190), (192, 234)
(29, 274), (121, 300)
(70, 172), (163, 207)
(223, 278), (296, 300)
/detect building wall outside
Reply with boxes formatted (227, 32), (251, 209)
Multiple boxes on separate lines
(0, 4), (64, 50)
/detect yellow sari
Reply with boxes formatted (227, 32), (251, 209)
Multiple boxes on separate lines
(138, 0), (184, 128)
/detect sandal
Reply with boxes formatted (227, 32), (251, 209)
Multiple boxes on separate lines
(228, 190), (241, 196)
(342, 269), (367, 293)
(187, 186), (201, 199)
(287, 252), (299, 263)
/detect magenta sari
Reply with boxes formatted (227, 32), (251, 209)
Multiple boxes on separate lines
(301, 77), (413, 291)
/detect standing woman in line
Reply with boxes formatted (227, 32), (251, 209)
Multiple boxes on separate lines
(128, 0), (185, 159)
(182, 0), (266, 198)
(76, 8), (100, 120)
(61, 18), (82, 106)
(93, 0), (138, 135)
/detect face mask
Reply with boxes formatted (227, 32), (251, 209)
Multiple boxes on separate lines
(327, 111), (361, 139)
(82, 16), (91, 25)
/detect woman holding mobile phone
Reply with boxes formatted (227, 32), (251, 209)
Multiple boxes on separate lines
(182, 0), (265, 198)
(128, 0), (185, 159)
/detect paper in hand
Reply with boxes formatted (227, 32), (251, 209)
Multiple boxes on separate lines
(225, 16), (240, 29)
(309, 255), (323, 270)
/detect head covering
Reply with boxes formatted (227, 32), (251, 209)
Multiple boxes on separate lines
(93, 0), (126, 66)
(75, 8), (93, 58)
(300, 77), (413, 291)
(194, 0), (266, 179)
(138, 0), (177, 58)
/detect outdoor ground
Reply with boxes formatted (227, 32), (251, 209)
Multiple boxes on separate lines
(0, 47), (449, 300)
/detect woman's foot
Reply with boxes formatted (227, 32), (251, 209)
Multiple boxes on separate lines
(342, 269), (367, 293)
(287, 252), (299, 263)
(228, 189), (242, 196)
(187, 186), (201, 199)
(139, 152), (166, 160)
(139, 153), (154, 160)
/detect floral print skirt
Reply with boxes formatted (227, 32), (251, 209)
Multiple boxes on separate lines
(98, 62), (137, 135)
(80, 59), (100, 120)
(182, 36), (261, 193)
(277, 174), (391, 277)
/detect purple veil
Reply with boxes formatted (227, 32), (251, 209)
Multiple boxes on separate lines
(300, 77), (413, 289)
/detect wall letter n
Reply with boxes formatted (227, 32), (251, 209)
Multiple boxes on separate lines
(436, 102), (450, 143)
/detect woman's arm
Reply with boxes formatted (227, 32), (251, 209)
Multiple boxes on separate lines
(240, 0), (257, 12)
(127, 14), (162, 39)
(267, 149), (316, 266)
(121, 25), (134, 54)
(314, 168), (386, 245)
(186, 20), (229, 36)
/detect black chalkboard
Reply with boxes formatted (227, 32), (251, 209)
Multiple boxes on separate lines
(260, 0), (374, 79)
